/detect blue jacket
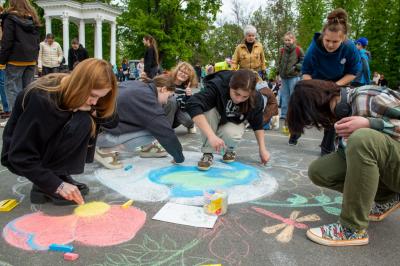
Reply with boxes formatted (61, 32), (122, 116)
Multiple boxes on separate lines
(302, 33), (361, 82)
(353, 49), (371, 85)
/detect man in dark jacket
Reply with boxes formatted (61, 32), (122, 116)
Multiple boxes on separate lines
(186, 70), (271, 170)
(68, 38), (89, 71)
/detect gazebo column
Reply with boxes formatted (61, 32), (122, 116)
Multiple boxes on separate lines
(110, 21), (116, 66)
(95, 16), (103, 59)
(45, 15), (52, 34)
(79, 19), (86, 47)
(62, 13), (70, 64)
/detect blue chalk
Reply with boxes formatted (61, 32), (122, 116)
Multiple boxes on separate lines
(124, 164), (133, 171)
(48, 244), (74, 252)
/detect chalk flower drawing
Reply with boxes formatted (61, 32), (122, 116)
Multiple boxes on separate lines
(252, 207), (320, 243)
(3, 202), (146, 251)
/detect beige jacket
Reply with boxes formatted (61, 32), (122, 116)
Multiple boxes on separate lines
(38, 41), (63, 69)
(231, 41), (266, 71)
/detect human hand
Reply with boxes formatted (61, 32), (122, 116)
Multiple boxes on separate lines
(57, 182), (85, 205)
(334, 116), (370, 139)
(185, 82), (192, 96)
(208, 135), (226, 153)
(259, 147), (271, 165)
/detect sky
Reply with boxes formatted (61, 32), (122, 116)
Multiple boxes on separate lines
(217, 0), (268, 24)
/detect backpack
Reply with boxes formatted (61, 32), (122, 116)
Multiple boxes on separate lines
(280, 46), (301, 58)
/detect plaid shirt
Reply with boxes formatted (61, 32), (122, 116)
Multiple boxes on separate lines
(348, 85), (400, 142)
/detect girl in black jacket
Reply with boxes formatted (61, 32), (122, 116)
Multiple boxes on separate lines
(0, 0), (40, 113)
(186, 69), (271, 170)
(142, 35), (159, 79)
(68, 38), (89, 71)
(1, 59), (118, 205)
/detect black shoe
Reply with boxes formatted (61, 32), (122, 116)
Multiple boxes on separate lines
(30, 185), (77, 205)
(60, 175), (89, 195)
(288, 138), (298, 146)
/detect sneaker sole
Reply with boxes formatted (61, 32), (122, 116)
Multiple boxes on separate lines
(306, 230), (369, 246)
(94, 153), (123, 169)
(139, 152), (168, 158)
(369, 202), (400, 221)
(197, 165), (211, 171)
(222, 159), (235, 163)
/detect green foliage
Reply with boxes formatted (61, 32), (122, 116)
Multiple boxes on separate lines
(331, 0), (365, 38)
(296, 0), (327, 50)
(118, 0), (222, 69)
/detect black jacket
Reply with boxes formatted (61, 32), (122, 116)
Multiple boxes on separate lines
(144, 46), (158, 75)
(186, 70), (264, 130)
(0, 13), (40, 64)
(68, 45), (89, 70)
(105, 80), (185, 163)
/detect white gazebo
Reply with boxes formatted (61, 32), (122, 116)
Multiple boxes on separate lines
(36, 0), (122, 66)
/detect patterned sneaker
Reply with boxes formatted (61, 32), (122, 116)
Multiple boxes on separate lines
(222, 151), (236, 163)
(197, 153), (213, 171)
(369, 194), (400, 221)
(306, 222), (369, 246)
(94, 148), (123, 169)
(140, 142), (168, 158)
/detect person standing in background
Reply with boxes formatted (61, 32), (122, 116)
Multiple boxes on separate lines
(378, 74), (388, 87)
(372, 71), (380, 85)
(38, 33), (63, 76)
(351, 37), (371, 87)
(68, 38), (89, 71)
(0, 5), (10, 119)
(0, 0), (40, 124)
(277, 32), (304, 139)
(137, 58), (144, 78)
(142, 35), (159, 79)
(231, 25), (267, 79)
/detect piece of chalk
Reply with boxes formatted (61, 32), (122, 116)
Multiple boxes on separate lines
(64, 252), (79, 261)
(48, 244), (74, 253)
(121, 199), (134, 208)
(124, 164), (133, 171)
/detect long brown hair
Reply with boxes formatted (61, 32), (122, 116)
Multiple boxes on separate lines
(144, 35), (159, 65)
(143, 74), (176, 92)
(24, 59), (118, 134)
(322, 8), (349, 37)
(287, 80), (340, 134)
(170, 62), (198, 88)
(6, 0), (41, 26)
(229, 69), (258, 113)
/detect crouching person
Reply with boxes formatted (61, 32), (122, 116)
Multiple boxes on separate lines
(186, 69), (270, 170)
(1, 59), (118, 205)
(95, 75), (184, 168)
(287, 79), (400, 246)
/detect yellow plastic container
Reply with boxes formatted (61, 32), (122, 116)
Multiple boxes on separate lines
(0, 199), (19, 212)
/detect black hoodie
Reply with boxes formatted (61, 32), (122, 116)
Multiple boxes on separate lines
(68, 44), (89, 70)
(186, 70), (264, 131)
(0, 13), (40, 65)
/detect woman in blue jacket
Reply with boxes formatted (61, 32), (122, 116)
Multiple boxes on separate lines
(292, 8), (361, 154)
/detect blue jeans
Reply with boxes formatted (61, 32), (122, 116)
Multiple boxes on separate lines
(280, 76), (300, 119)
(0, 70), (9, 112)
(96, 130), (155, 152)
(5, 65), (35, 111)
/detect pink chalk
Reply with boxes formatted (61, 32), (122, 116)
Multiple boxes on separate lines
(64, 252), (79, 261)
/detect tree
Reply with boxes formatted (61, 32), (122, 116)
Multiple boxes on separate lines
(118, 0), (221, 69)
(296, 0), (327, 50)
(330, 0), (365, 38)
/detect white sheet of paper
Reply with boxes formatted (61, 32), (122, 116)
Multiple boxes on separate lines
(152, 202), (218, 228)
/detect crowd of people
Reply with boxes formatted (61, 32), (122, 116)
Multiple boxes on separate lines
(0, 0), (399, 249)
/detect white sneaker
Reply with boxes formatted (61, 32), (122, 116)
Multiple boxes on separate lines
(0, 119), (8, 128)
(94, 148), (123, 169)
(187, 126), (197, 134)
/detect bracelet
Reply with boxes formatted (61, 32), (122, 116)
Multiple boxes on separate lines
(55, 182), (65, 194)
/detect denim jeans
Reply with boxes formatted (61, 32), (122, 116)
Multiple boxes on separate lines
(96, 130), (155, 152)
(5, 65), (35, 111)
(0, 70), (9, 112)
(280, 76), (300, 119)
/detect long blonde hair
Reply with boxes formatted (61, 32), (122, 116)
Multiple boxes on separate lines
(24, 59), (118, 134)
(170, 62), (198, 88)
(6, 0), (41, 26)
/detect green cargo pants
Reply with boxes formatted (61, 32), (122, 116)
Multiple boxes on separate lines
(308, 128), (400, 230)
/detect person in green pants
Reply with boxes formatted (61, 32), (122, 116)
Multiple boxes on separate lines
(287, 79), (400, 246)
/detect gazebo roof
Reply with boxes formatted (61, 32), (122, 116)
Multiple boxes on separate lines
(36, 0), (122, 23)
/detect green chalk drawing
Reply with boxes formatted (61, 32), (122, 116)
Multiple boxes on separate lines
(251, 193), (343, 216)
(90, 234), (212, 266)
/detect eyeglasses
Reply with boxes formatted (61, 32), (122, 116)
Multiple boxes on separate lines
(178, 69), (190, 76)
